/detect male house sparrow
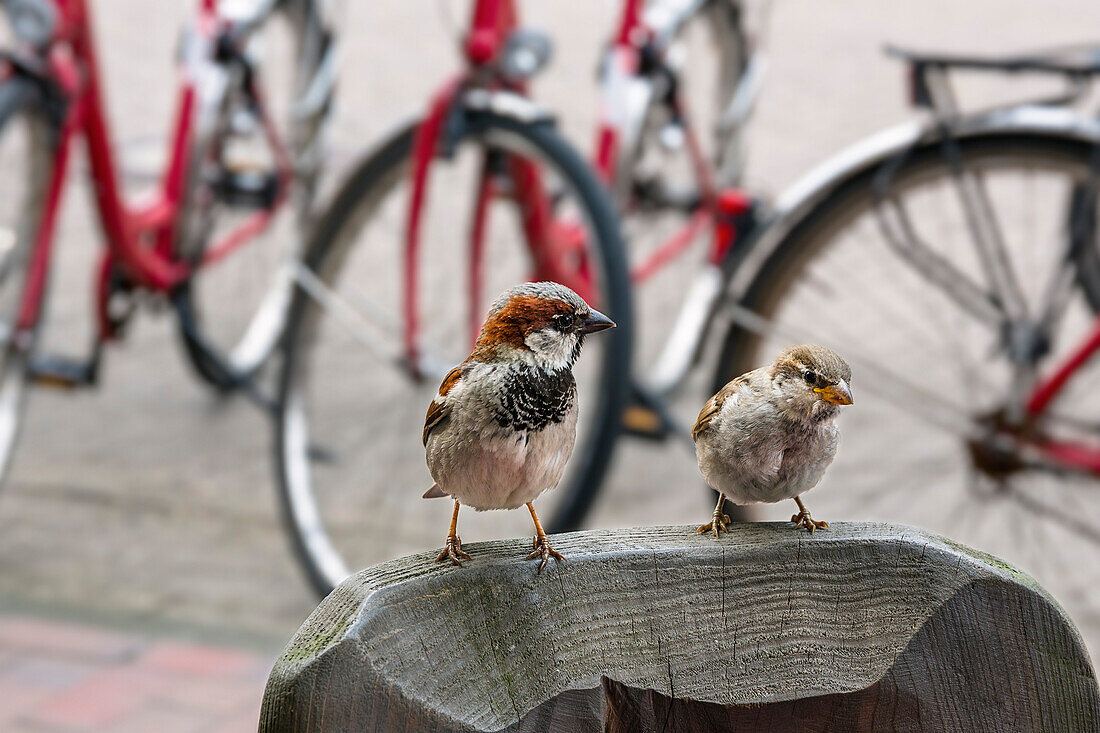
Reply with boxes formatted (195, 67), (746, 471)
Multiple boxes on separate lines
(422, 282), (615, 571)
(692, 344), (853, 536)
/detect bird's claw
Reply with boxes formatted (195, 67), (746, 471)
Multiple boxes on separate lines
(790, 511), (829, 534)
(435, 535), (472, 566)
(526, 534), (566, 573)
(696, 513), (732, 538)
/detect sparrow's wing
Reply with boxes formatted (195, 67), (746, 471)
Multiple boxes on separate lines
(422, 366), (464, 447)
(692, 373), (750, 442)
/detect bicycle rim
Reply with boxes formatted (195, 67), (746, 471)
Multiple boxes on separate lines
(0, 81), (53, 483)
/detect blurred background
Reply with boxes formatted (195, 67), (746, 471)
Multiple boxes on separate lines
(3, 0), (1100, 729)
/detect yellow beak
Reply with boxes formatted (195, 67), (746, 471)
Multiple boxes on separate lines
(814, 380), (853, 406)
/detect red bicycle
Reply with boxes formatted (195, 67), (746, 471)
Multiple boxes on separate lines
(0, 0), (334, 476)
(272, 0), (634, 595)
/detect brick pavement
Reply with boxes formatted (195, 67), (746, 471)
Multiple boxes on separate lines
(0, 616), (271, 732)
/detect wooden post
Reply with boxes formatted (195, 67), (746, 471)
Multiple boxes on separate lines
(260, 523), (1099, 732)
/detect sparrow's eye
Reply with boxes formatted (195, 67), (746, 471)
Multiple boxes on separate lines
(553, 313), (575, 331)
(803, 370), (821, 387)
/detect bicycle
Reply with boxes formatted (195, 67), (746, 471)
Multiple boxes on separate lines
(700, 45), (1100, 656)
(0, 0), (334, 474)
(272, 0), (635, 594)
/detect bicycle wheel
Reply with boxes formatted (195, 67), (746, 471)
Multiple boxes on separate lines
(176, 0), (333, 389)
(715, 132), (1100, 655)
(0, 79), (55, 483)
(275, 112), (632, 595)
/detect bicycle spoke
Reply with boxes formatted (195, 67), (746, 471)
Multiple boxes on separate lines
(0, 227), (17, 279)
(944, 465), (983, 539)
(804, 212), (994, 415)
(723, 300), (977, 437)
(947, 156), (1030, 321)
(874, 194), (1003, 327)
(836, 434), (954, 475)
(276, 113), (629, 594)
(1025, 179), (1086, 339)
(826, 217), (972, 361)
(1020, 491), (1062, 588)
(1006, 484), (1100, 549)
(290, 261), (454, 379)
(843, 457), (958, 516)
(307, 443), (339, 464)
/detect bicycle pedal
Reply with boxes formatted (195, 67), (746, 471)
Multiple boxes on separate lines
(621, 404), (667, 440)
(209, 168), (279, 210)
(28, 355), (98, 389)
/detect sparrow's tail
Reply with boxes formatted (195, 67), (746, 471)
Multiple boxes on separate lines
(422, 484), (447, 499)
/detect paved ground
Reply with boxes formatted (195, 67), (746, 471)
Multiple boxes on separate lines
(0, 615), (269, 732)
(2, 1), (1100, 727)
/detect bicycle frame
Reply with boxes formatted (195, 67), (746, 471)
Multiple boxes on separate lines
(593, 0), (757, 398)
(9, 0), (291, 344)
(595, 0), (751, 281)
(890, 61), (1100, 475)
(403, 0), (599, 373)
(397, 0), (760, 400)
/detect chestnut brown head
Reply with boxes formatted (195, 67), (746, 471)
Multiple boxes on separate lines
(473, 282), (615, 369)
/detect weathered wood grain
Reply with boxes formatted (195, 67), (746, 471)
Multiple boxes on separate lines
(260, 523), (1100, 732)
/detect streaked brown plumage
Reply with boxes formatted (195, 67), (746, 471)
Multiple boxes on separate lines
(422, 282), (615, 571)
(693, 344), (853, 536)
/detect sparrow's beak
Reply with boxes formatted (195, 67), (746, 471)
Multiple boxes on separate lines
(814, 380), (853, 406)
(579, 309), (616, 334)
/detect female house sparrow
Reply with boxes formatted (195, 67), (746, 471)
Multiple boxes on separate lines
(422, 282), (615, 571)
(692, 344), (853, 536)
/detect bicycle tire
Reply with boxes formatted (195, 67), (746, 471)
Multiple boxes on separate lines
(0, 77), (56, 485)
(175, 0), (333, 390)
(713, 131), (1100, 652)
(275, 112), (633, 596)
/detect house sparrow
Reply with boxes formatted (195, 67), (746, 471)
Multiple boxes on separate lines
(692, 344), (853, 536)
(422, 282), (615, 571)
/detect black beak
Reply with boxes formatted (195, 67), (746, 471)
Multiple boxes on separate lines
(579, 309), (615, 334)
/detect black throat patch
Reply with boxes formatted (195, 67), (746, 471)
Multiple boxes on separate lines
(494, 366), (577, 432)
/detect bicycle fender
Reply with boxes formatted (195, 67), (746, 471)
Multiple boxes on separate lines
(461, 88), (555, 126)
(733, 105), (1100, 294)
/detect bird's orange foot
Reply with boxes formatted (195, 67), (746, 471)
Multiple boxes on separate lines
(790, 510), (829, 534)
(526, 534), (566, 573)
(435, 535), (472, 566)
(696, 512), (731, 538)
